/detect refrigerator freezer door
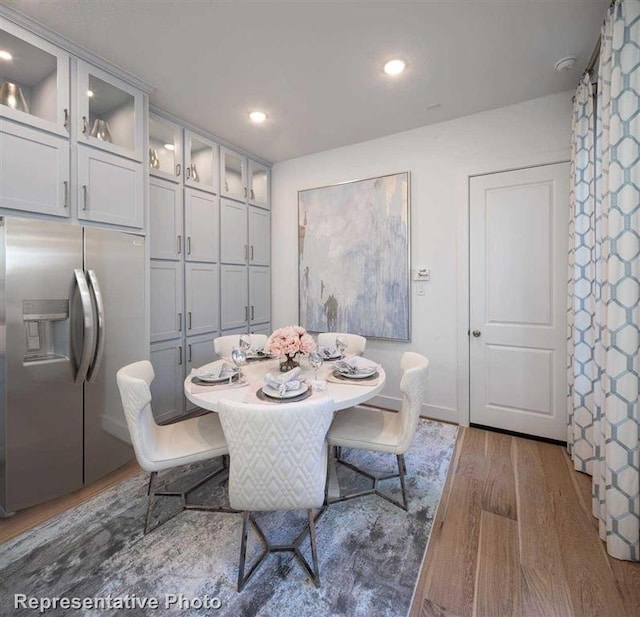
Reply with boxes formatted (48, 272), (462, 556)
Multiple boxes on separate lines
(83, 227), (145, 484)
(1, 217), (84, 513)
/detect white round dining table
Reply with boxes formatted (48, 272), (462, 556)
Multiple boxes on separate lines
(184, 356), (386, 412)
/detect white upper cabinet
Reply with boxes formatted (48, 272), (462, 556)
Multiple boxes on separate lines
(77, 144), (144, 228)
(184, 130), (218, 194)
(149, 113), (182, 183)
(76, 60), (144, 162)
(0, 121), (70, 217)
(0, 20), (70, 137)
(248, 160), (270, 209)
(248, 207), (270, 266)
(149, 177), (183, 259)
(220, 199), (248, 264)
(184, 188), (219, 263)
(220, 147), (247, 202)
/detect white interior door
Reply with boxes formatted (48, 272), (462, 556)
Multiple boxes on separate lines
(469, 162), (569, 441)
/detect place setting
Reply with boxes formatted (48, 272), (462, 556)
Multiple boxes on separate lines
(238, 333), (273, 362)
(327, 356), (380, 385)
(252, 367), (313, 403)
(189, 360), (247, 392)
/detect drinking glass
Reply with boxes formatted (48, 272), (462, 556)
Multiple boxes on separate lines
(335, 336), (348, 357)
(309, 351), (324, 381)
(239, 333), (252, 352)
(230, 347), (247, 382)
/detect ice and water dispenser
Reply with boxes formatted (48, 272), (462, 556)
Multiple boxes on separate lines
(22, 299), (70, 364)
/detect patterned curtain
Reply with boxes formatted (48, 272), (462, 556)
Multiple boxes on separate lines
(568, 0), (639, 562)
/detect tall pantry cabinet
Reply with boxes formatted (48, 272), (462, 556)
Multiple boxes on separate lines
(149, 113), (271, 422)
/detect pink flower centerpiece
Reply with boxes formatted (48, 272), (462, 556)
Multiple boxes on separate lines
(264, 325), (317, 372)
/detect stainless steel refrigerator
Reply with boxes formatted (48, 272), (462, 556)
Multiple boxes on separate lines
(0, 215), (146, 514)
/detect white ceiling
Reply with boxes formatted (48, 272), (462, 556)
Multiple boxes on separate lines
(4, 0), (608, 163)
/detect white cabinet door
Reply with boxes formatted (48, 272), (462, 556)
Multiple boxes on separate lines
(0, 121), (69, 217)
(149, 177), (183, 259)
(149, 113), (182, 183)
(150, 340), (185, 422)
(250, 323), (272, 336)
(185, 263), (219, 336)
(185, 332), (218, 411)
(184, 188), (219, 263)
(249, 266), (270, 325)
(220, 199), (248, 264)
(248, 160), (270, 209)
(76, 60), (144, 162)
(77, 145), (144, 228)
(0, 19), (70, 137)
(184, 131), (218, 194)
(220, 265), (248, 330)
(150, 261), (183, 342)
(248, 207), (270, 266)
(220, 146), (247, 202)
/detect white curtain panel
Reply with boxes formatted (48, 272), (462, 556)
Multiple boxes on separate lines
(568, 0), (639, 562)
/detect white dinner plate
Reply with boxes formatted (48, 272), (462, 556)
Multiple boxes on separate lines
(335, 368), (378, 380)
(261, 383), (309, 399)
(196, 370), (239, 383)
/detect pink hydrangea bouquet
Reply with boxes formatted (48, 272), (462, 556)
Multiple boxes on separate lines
(264, 325), (317, 357)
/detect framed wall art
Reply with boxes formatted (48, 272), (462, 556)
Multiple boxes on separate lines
(298, 171), (410, 341)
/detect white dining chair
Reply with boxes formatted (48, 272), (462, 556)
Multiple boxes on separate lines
(327, 352), (429, 511)
(213, 333), (268, 358)
(317, 332), (366, 356)
(116, 360), (232, 534)
(217, 397), (334, 591)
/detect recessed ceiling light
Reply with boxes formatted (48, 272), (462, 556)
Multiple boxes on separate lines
(249, 110), (267, 124)
(0, 50), (13, 61)
(554, 56), (577, 72)
(164, 143), (175, 151)
(384, 59), (406, 76)
(87, 89), (94, 97)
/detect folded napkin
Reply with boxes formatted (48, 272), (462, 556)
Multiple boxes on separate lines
(319, 345), (339, 359)
(264, 367), (304, 395)
(334, 356), (377, 375)
(191, 361), (237, 380)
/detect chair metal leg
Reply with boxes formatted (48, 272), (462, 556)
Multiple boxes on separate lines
(144, 472), (158, 535)
(307, 509), (320, 587)
(237, 511), (251, 592)
(328, 449), (409, 512)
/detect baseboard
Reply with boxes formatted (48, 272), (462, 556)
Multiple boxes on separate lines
(368, 395), (459, 424)
(470, 423), (567, 446)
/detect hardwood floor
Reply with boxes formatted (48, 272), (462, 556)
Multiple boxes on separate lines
(2, 426), (639, 617)
(409, 427), (640, 617)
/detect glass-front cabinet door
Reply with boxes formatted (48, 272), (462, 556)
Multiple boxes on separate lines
(149, 113), (182, 182)
(221, 147), (247, 202)
(184, 130), (218, 194)
(0, 20), (70, 137)
(76, 60), (144, 162)
(248, 160), (270, 209)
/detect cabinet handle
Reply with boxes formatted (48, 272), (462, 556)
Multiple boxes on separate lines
(250, 245), (254, 261)
(82, 185), (88, 210)
(63, 108), (69, 129)
(176, 163), (181, 177)
(186, 166), (191, 179)
(244, 186), (247, 198)
(178, 312), (182, 332)
(82, 116), (88, 134)
(177, 235), (182, 255)
(63, 181), (68, 208)
(251, 305), (255, 320)
(245, 306), (248, 321)
(250, 188), (255, 200)
(188, 311), (192, 330)
(177, 345), (182, 365)
(187, 237), (191, 255)
(188, 344), (192, 363)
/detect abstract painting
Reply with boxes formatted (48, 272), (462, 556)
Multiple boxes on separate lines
(298, 172), (410, 340)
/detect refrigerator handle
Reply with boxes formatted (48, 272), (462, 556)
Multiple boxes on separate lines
(74, 268), (95, 384)
(86, 270), (106, 383)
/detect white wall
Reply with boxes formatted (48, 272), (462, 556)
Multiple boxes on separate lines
(271, 91), (572, 424)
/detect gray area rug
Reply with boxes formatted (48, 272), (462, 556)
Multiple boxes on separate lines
(0, 419), (457, 617)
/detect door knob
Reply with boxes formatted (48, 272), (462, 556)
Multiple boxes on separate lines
(472, 330), (482, 337)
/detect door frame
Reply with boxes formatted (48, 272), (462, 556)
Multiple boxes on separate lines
(457, 159), (570, 427)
